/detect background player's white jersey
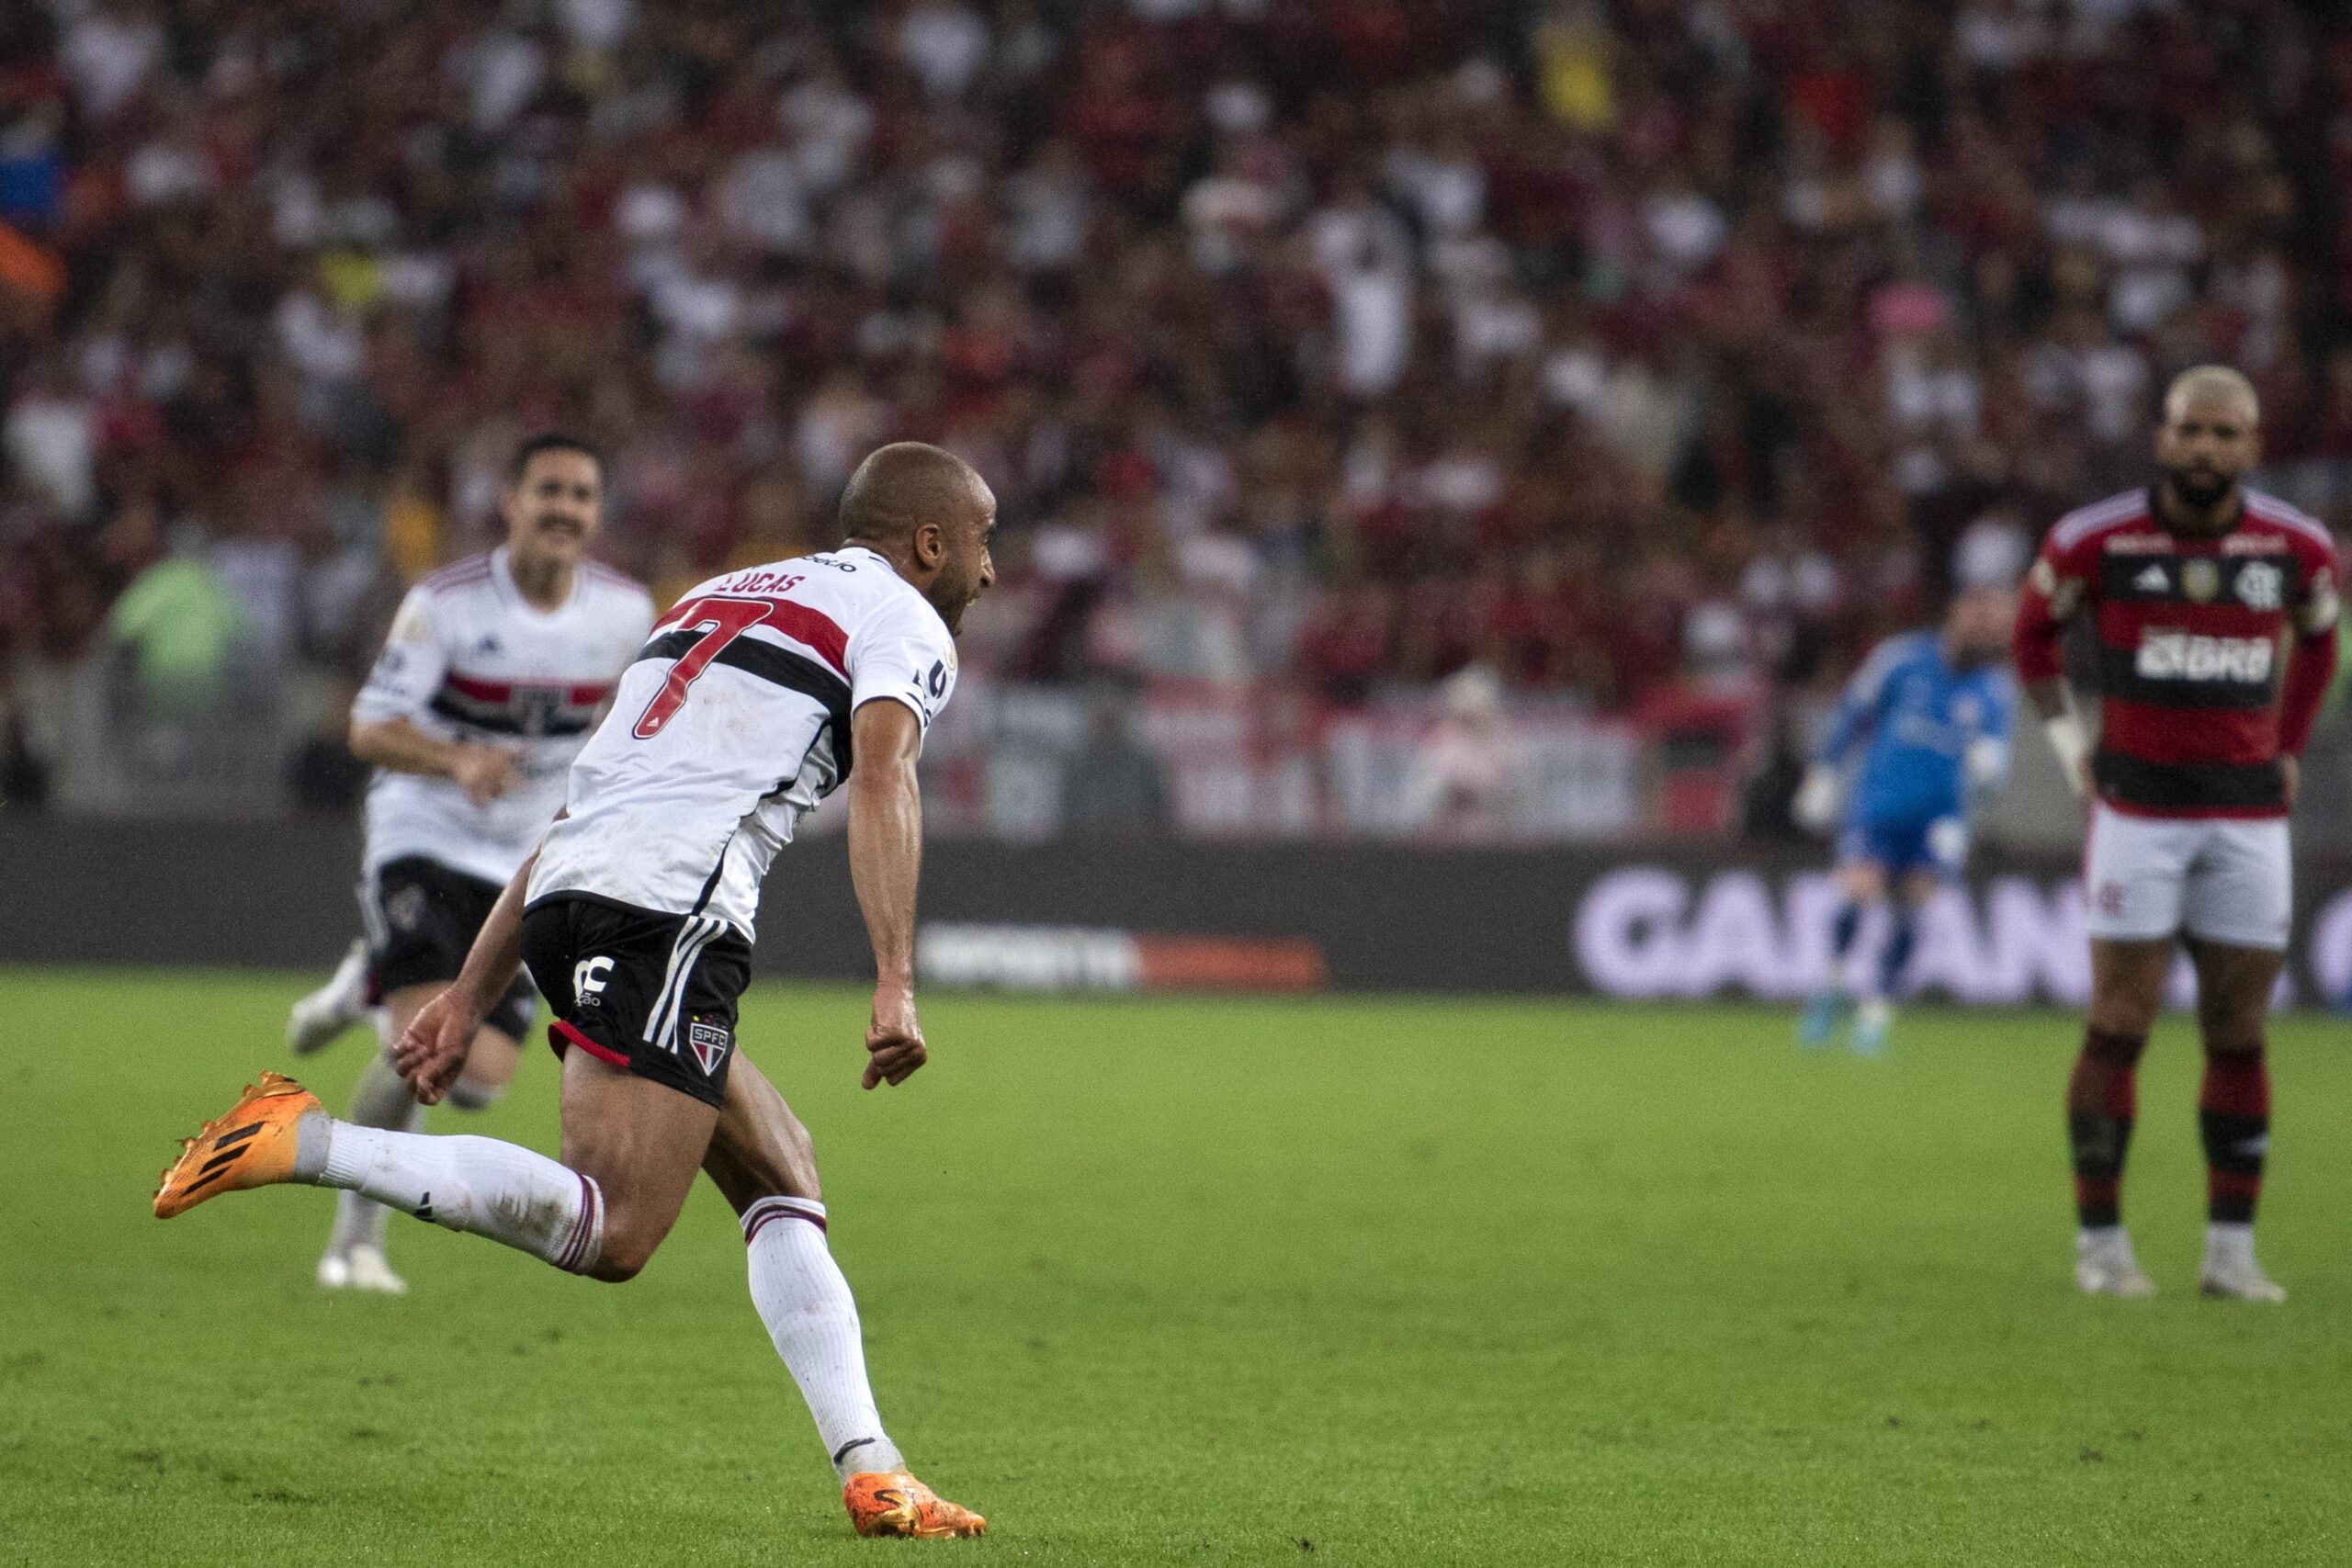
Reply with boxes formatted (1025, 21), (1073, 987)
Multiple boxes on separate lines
(354, 548), (656, 886)
(528, 546), (958, 939)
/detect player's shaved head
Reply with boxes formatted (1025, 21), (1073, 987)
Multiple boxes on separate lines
(840, 443), (997, 634)
(2163, 365), (2259, 428)
(841, 443), (989, 550)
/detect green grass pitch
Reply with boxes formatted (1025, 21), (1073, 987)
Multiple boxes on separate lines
(3, 968), (2348, 1565)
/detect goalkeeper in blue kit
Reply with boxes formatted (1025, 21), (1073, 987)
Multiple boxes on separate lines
(1795, 584), (2019, 1053)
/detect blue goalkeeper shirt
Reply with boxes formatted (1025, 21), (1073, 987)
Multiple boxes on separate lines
(1818, 630), (2017, 826)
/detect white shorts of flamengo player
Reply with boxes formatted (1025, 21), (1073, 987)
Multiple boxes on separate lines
(2082, 801), (2292, 952)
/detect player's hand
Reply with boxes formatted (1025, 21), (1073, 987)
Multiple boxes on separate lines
(862, 983), (928, 1089)
(451, 745), (523, 807)
(2281, 753), (2300, 808)
(1792, 765), (1839, 832)
(393, 986), (480, 1105)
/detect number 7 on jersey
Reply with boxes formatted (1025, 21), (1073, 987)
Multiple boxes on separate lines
(634, 595), (777, 739)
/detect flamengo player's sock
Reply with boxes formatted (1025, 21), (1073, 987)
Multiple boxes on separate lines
(1875, 909), (1917, 1000)
(2066, 1027), (2146, 1228)
(741, 1197), (905, 1480)
(325, 1052), (424, 1258)
(291, 1119), (602, 1273)
(2199, 1045), (2269, 1224)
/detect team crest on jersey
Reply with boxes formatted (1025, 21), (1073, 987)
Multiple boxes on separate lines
(2180, 559), (2220, 603)
(385, 884), (429, 931)
(685, 1018), (732, 1077)
(2235, 560), (2282, 611)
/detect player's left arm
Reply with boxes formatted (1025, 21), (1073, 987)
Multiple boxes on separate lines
(2277, 549), (2342, 806)
(846, 698), (928, 1091)
(1964, 672), (2018, 806)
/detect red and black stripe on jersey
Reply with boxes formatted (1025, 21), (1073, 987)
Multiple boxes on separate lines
(2015, 487), (2340, 818)
(428, 670), (616, 737)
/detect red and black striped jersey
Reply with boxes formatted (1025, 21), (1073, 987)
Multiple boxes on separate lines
(2014, 486), (2339, 818)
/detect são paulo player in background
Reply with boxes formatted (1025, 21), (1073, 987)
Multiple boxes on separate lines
(157, 443), (994, 1540)
(1793, 579), (2018, 1054)
(301, 435), (654, 1292)
(2017, 367), (2338, 1302)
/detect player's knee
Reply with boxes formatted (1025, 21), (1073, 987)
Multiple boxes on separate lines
(588, 1224), (662, 1282)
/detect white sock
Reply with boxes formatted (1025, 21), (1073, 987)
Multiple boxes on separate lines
(2204, 1222), (2256, 1269)
(298, 1119), (602, 1273)
(326, 1053), (424, 1258)
(742, 1198), (903, 1480)
(2077, 1224), (2126, 1256)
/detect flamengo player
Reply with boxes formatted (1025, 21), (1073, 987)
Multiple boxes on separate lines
(156, 443), (992, 1539)
(2015, 367), (2338, 1301)
(312, 434), (654, 1292)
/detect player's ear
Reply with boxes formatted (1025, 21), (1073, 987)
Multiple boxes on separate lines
(914, 521), (946, 570)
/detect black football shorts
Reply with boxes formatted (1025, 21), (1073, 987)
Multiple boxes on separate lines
(519, 895), (751, 1111)
(364, 856), (537, 1041)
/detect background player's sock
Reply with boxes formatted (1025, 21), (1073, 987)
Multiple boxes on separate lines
(1829, 901), (1862, 964)
(741, 1197), (905, 1481)
(1828, 901), (1866, 993)
(325, 1051), (424, 1258)
(293, 1119), (602, 1273)
(1875, 909), (1917, 1000)
(2198, 1045), (2268, 1224)
(2066, 1027), (2146, 1227)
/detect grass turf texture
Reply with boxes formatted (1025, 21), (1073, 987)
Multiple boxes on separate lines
(2, 971), (2346, 1565)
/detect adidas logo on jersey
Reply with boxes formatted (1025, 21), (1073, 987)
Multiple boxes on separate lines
(2133, 564), (2168, 592)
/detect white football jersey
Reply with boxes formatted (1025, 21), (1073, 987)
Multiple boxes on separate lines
(527, 546), (958, 938)
(354, 547), (656, 886)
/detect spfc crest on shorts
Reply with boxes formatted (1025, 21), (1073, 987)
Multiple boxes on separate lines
(685, 1018), (732, 1077)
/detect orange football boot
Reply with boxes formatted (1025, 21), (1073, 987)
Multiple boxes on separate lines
(842, 1472), (987, 1539)
(154, 1072), (322, 1219)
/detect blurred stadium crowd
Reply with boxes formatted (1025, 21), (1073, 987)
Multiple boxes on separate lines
(2, 0), (2350, 832)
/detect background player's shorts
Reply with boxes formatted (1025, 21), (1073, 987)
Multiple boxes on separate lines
(519, 896), (751, 1111)
(2082, 802), (2291, 951)
(362, 856), (536, 1039)
(1838, 813), (1968, 879)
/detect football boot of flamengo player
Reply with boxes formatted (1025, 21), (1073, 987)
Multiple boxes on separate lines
(154, 1073), (322, 1218)
(2199, 1254), (2287, 1303)
(842, 1472), (988, 1539)
(317, 1241), (408, 1294)
(287, 939), (375, 1056)
(2074, 1230), (2156, 1299)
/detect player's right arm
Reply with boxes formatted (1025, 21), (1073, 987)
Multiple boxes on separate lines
(846, 697), (929, 1091)
(2013, 533), (2095, 796)
(349, 587), (520, 806)
(1795, 637), (1897, 829)
(392, 839), (544, 1103)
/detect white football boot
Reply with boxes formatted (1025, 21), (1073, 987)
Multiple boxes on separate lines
(2075, 1228), (2156, 1298)
(2199, 1225), (2285, 1303)
(318, 1243), (408, 1295)
(288, 939), (373, 1056)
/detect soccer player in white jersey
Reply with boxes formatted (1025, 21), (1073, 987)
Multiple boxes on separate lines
(311, 434), (655, 1292)
(157, 443), (994, 1540)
